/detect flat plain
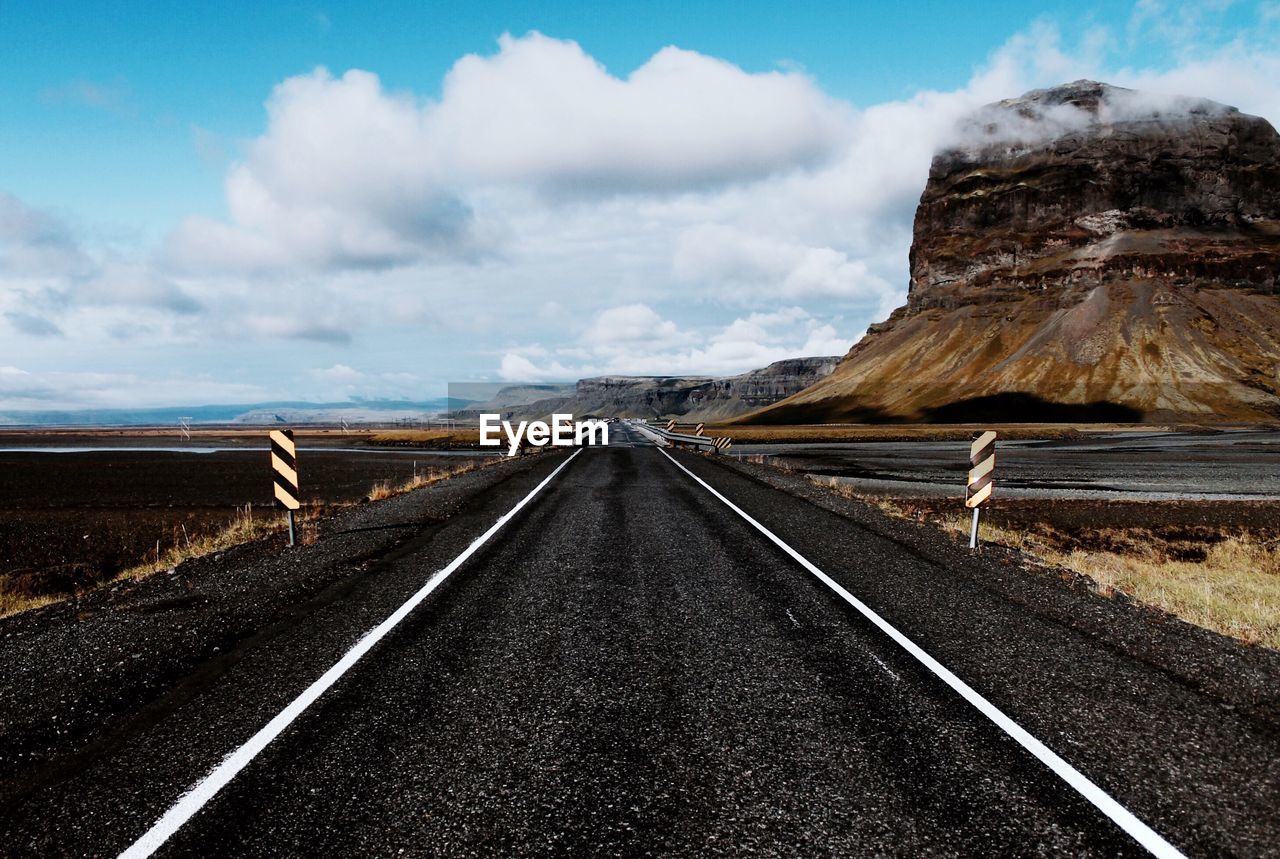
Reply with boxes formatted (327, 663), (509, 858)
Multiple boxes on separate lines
(0, 430), (488, 610)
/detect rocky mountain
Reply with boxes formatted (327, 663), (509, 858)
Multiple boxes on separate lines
(476, 357), (840, 421)
(751, 81), (1280, 424)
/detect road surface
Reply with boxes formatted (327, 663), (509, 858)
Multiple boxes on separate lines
(1, 423), (1276, 857)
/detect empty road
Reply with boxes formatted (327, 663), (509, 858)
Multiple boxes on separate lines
(1, 424), (1277, 857)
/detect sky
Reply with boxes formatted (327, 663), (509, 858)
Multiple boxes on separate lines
(2, 0), (1279, 410)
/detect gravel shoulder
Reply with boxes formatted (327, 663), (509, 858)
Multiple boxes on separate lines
(0, 451), (567, 832)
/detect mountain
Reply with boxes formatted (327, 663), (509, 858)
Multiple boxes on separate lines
(749, 81), (1280, 424)
(467, 357), (840, 421)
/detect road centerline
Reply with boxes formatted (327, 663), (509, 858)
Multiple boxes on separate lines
(117, 449), (583, 859)
(657, 447), (1185, 859)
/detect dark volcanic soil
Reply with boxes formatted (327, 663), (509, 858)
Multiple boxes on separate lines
(0, 444), (488, 600)
(848, 495), (1280, 561)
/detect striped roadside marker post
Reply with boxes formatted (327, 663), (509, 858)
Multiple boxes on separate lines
(269, 429), (301, 547)
(665, 419), (676, 432)
(713, 436), (733, 454)
(966, 430), (997, 549)
(694, 423), (705, 437)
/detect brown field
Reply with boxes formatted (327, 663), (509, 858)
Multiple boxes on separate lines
(0, 435), (491, 617)
(370, 428), (482, 447)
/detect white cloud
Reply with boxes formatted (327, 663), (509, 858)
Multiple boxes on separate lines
(168, 68), (475, 273)
(0, 365), (264, 411)
(167, 33), (853, 275)
(430, 33), (851, 189)
(501, 303), (851, 379)
(305, 363), (420, 400)
(580, 303), (683, 347)
(0, 193), (91, 278)
(673, 223), (896, 303)
(499, 353), (573, 381)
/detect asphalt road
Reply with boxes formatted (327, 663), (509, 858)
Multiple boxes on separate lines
(739, 429), (1280, 500)
(1, 424), (1277, 856)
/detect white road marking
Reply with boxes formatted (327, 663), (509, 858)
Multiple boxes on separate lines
(784, 608), (800, 628)
(118, 449), (583, 859)
(658, 448), (1185, 859)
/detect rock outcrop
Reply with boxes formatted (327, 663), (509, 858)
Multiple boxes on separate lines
(752, 81), (1280, 424)
(475, 357), (840, 421)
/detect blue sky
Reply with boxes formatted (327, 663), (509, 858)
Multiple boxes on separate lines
(2, 1), (1278, 410)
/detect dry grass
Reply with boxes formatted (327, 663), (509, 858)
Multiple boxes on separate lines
(0, 588), (59, 618)
(1037, 538), (1280, 647)
(370, 428), (480, 447)
(365, 460), (489, 500)
(809, 476), (1280, 649)
(114, 503), (289, 583)
(0, 504), (292, 619)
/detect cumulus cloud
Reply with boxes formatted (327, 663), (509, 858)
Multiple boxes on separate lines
(673, 223), (897, 305)
(167, 32), (853, 274)
(430, 33), (851, 189)
(501, 303), (851, 380)
(580, 303), (683, 347)
(168, 68), (477, 273)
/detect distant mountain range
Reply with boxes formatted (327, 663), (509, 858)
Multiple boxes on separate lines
(455, 357), (841, 422)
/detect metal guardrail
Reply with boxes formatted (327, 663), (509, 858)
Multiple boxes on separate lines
(631, 421), (730, 453)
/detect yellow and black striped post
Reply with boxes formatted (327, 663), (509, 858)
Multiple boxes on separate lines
(665, 419), (676, 432)
(270, 429), (301, 546)
(965, 430), (996, 549)
(713, 436), (733, 453)
(694, 423), (705, 437)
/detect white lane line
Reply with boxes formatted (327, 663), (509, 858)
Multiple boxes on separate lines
(119, 449), (583, 859)
(658, 448), (1185, 859)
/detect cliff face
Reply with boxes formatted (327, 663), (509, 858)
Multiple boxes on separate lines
(753, 81), (1280, 424)
(680, 356), (842, 420)
(488, 357), (839, 421)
